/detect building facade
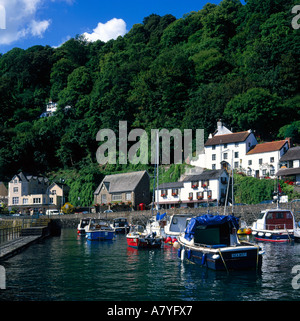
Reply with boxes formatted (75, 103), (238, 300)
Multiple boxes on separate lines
(157, 169), (229, 209)
(94, 170), (150, 210)
(277, 146), (300, 185)
(191, 120), (290, 179)
(8, 172), (69, 214)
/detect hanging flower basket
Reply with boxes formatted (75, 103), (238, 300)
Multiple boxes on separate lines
(188, 196), (193, 200)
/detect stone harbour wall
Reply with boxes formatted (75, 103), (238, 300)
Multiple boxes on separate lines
(53, 202), (300, 229)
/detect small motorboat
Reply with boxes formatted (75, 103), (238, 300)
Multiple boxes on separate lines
(164, 214), (194, 244)
(177, 214), (264, 271)
(126, 225), (162, 249)
(77, 218), (91, 235)
(111, 217), (129, 234)
(86, 219), (115, 241)
(251, 207), (299, 242)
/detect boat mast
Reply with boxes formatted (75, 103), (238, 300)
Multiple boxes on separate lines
(156, 131), (159, 211)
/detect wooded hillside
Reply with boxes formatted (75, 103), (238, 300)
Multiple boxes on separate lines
(0, 0), (299, 205)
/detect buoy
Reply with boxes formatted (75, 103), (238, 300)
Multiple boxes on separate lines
(172, 237), (177, 243)
(165, 236), (172, 244)
(173, 241), (180, 249)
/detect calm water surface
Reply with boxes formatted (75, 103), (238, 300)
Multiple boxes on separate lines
(1, 229), (300, 301)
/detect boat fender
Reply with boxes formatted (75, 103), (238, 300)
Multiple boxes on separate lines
(201, 253), (207, 265)
(173, 241), (180, 249)
(177, 248), (181, 258)
(181, 249), (185, 261)
(187, 249), (192, 260)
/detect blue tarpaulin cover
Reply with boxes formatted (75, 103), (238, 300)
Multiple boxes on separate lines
(184, 214), (239, 241)
(156, 212), (166, 221)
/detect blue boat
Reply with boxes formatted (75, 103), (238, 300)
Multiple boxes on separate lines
(86, 219), (115, 241)
(177, 214), (264, 271)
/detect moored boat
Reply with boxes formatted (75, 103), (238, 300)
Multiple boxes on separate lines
(77, 218), (91, 235)
(164, 213), (194, 244)
(251, 208), (299, 242)
(177, 214), (263, 271)
(111, 217), (129, 234)
(126, 225), (162, 249)
(86, 219), (115, 241)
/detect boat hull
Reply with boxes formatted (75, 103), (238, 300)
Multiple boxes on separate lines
(86, 230), (115, 241)
(126, 236), (162, 249)
(252, 230), (294, 243)
(179, 246), (262, 271)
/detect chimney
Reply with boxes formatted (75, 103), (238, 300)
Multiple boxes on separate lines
(285, 137), (293, 148)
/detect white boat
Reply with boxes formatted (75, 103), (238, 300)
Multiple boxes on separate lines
(77, 218), (91, 235)
(145, 213), (167, 238)
(251, 207), (300, 243)
(164, 214), (194, 244)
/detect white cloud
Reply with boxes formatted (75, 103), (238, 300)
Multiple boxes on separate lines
(83, 18), (127, 43)
(0, 0), (51, 45)
(30, 19), (50, 37)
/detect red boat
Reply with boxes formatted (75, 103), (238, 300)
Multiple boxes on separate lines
(126, 225), (162, 249)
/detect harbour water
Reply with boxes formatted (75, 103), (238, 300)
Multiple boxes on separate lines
(1, 229), (300, 301)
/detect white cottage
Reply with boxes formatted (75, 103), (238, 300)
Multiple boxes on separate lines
(157, 169), (229, 209)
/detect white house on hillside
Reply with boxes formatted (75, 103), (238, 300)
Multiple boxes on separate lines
(191, 120), (290, 179)
(157, 169), (229, 209)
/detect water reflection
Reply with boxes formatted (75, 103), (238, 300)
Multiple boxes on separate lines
(1, 229), (300, 301)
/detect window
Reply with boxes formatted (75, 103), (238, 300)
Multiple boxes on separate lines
(161, 190), (168, 197)
(23, 198), (28, 205)
(234, 152), (239, 158)
(188, 192), (193, 200)
(248, 160), (252, 165)
(270, 157), (274, 163)
(14, 179), (18, 184)
(172, 189), (178, 196)
(212, 154), (216, 161)
(223, 153), (228, 160)
(224, 143), (227, 148)
(235, 143), (239, 147)
(270, 168), (275, 176)
(234, 162), (239, 168)
(191, 181), (198, 188)
(112, 193), (122, 201)
(13, 187), (18, 193)
(212, 164), (216, 170)
(33, 198), (41, 204)
(212, 145), (216, 150)
(51, 190), (56, 195)
(262, 169), (267, 176)
(259, 159), (263, 165)
(49, 198), (54, 204)
(101, 194), (107, 203)
(196, 192), (204, 200)
(126, 193), (131, 201)
(201, 180), (209, 188)
(12, 197), (19, 204)
(247, 169), (252, 176)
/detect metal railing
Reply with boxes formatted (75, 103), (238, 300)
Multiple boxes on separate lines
(0, 226), (22, 244)
(0, 217), (50, 244)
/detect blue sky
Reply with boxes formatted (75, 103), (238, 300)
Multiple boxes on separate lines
(0, 0), (225, 54)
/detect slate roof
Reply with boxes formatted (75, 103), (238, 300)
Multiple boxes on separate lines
(247, 140), (288, 155)
(205, 131), (251, 146)
(158, 182), (184, 189)
(276, 167), (300, 176)
(280, 146), (300, 161)
(94, 170), (149, 194)
(182, 169), (226, 182)
(10, 172), (49, 183)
